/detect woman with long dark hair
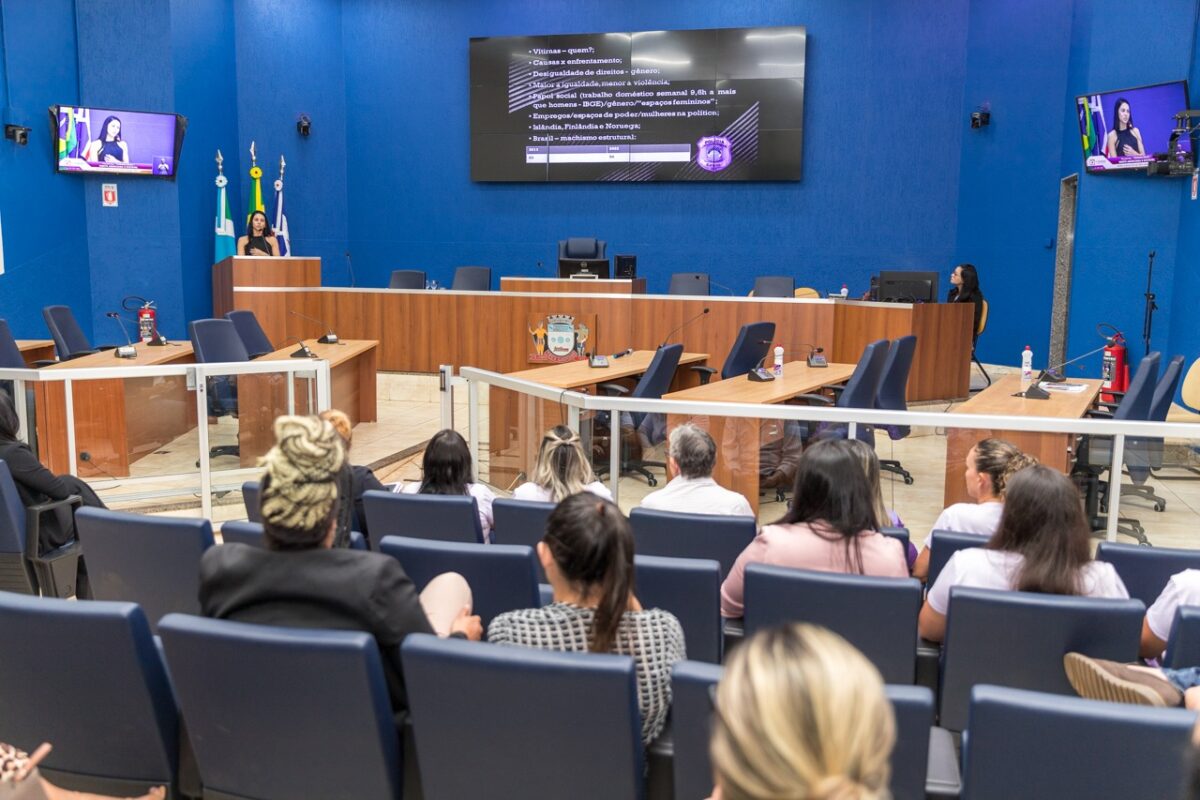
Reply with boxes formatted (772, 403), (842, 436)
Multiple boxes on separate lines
(947, 262), (985, 340)
(82, 115), (129, 164)
(720, 439), (908, 619)
(488, 493), (686, 745)
(398, 428), (496, 541)
(237, 210), (278, 257)
(919, 465), (1128, 641)
(1104, 98), (1145, 159)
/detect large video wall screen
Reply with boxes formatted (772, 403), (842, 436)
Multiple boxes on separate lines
(470, 26), (807, 182)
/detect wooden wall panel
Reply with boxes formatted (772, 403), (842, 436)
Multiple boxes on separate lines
(501, 278), (646, 294)
(213, 257), (321, 318)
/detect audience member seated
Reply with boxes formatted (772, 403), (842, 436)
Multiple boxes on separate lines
(720, 439), (908, 619)
(511, 425), (612, 503)
(847, 439), (916, 568)
(709, 623), (895, 800)
(1142, 569), (1200, 660)
(912, 438), (1036, 580)
(398, 428), (496, 543)
(0, 742), (166, 800)
(200, 415), (482, 719)
(918, 465), (1129, 642)
(0, 391), (105, 598)
(319, 408), (386, 548)
(638, 423), (753, 517)
(487, 493), (686, 745)
(1064, 652), (1200, 711)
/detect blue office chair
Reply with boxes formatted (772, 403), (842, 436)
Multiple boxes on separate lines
(362, 490), (484, 544)
(0, 319), (40, 367)
(1121, 354), (1185, 512)
(75, 507), (213, 631)
(1164, 605), (1200, 668)
(0, 593), (179, 797)
(960, 684), (1195, 800)
(159, 613), (402, 800)
(378, 535), (540, 627)
(670, 660), (724, 800)
(1095, 541), (1200, 608)
(242, 480), (262, 521)
(189, 318), (251, 460)
(875, 335), (918, 484)
(596, 343), (683, 485)
(451, 265), (492, 291)
(692, 320), (776, 384)
(743, 564), (922, 683)
(401, 633), (643, 800)
(220, 519), (367, 551)
(0, 459), (82, 597)
(42, 304), (103, 360)
(557, 237), (607, 264)
(635, 554), (723, 663)
(389, 269), (426, 289)
(938, 587), (1144, 731)
(224, 309), (275, 358)
(668, 272), (710, 295)
(799, 338), (890, 445)
(629, 507), (757, 580)
(751, 275), (794, 297)
(925, 529), (987, 589)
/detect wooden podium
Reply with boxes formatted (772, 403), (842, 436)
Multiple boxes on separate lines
(212, 256), (321, 318)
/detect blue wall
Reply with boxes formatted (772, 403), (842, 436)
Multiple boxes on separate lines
(0, 0), (1197, 370)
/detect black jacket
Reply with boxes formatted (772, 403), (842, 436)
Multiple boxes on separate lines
(0, 439), (104, 549)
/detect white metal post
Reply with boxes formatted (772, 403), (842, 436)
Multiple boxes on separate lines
(64, 379), (77, 477)
(439, 365), (455, 430)
(195, 368), (213, 520)
(609, 403), (621, 501)
(14, 379), (27, 443)
(468, 378), (480, 477)
(1105, 434), (1126, 543)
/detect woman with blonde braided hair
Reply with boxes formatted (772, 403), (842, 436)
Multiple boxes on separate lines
(200, 415), (482, 719)
(512, 425), (613, 503)
(709, 623), (895, 800)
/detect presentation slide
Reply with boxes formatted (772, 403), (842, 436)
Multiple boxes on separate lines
(56, 106), (180, 177)
(1076, 80), (1191, 173)
(470, 26), (806, 182)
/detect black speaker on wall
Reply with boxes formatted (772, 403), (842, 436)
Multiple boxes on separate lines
(615, 254), (637, 279)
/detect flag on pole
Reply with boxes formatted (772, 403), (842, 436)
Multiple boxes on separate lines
(57, 107), (76, 162)
(72, 108), (90, 159)
(214, 150), (236, 262)
(273, 155), (291, 257)
(247, 141), (264, 222)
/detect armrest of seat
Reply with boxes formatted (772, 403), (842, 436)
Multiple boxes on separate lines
(94, 345), (118, 353)
(690, 365), (717, 385)
(24, 494), (82, 561)
(1096, 400), (1120, 411)
(925, 727), (963, 797)
(1085, 408), (1114, 419)
(791, 393), (835, 406)
(64, 349), (101, 360)
(597, 382), (630, 396)
(917, 638), (941, 693)
(31, 359), (58, 368)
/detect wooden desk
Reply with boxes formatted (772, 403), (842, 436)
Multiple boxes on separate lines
(501, 277), (647, 294)
(212, 256), (321, 318)
(943, 374), (1103, 506)
(236, 339), (379, 467)
(35, 343), (197, 478)
(506, 350), (708, 388)
(663, 362), (859, 514)
(16, 340), (56, 367)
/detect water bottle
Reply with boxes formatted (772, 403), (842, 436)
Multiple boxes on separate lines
(840, 283), (849, 299)
(773, 345), (784, 377)
(1021, 345), (1033, 383)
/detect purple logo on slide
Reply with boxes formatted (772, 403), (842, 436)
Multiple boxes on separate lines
(696, 136), (732, 172)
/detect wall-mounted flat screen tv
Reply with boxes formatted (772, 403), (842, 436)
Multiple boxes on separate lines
(1076, 80), (1190, 173)
(470, 26), (806, 182)
(51, 105), (187, 178)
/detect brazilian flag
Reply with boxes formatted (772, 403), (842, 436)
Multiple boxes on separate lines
(58, 107), (76, 161)
(247, 165), (264, 223)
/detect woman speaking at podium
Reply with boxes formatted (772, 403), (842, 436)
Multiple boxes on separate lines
(237, 210), (279, 257)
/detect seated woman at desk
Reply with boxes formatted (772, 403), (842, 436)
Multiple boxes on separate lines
(398, 428), (496, 542)
(512, 425), (612, 504)
(947, 263), (985, 341)
(237, 210), (278, 257)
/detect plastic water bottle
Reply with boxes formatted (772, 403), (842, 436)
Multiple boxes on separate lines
(840, 283), (849, 298)
(773, 345), (784, 377)
(1021, 345), (1033, 383)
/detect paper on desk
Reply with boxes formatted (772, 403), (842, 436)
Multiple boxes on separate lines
(1039, 382), (1088, 393)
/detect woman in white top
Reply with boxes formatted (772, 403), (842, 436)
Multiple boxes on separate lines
(912, 438), (1036, 581)
(398, 429), (496, 542)
(919, 465), (1128, 642)
(511, 425), (612, 504)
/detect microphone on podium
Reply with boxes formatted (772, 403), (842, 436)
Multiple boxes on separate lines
(288, 310), (339, 344)
(282, 337), (318, 359)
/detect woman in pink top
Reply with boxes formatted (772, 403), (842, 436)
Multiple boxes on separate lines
(720, 439), (908, 618)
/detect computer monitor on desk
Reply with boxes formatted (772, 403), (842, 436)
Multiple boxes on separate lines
(558, 259), (610, 279)
(878, 270), (939, 303)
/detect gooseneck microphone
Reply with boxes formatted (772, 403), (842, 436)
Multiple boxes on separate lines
(105, 312), (137, 358)
(283, 336), (318, 359)
(659, 307), (711, 348)
(288, 309), (339, 344)
(345, 251), (357, 288)
(710, 279), (736, 296)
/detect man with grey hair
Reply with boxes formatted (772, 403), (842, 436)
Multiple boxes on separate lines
(639, 423), (754, 517)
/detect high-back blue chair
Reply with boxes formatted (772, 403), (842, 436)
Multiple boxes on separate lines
(1095, 541), (1200, 607)
(635, 554), (722, 663)
(668, 272), (710, 295)
(925, 529), (988, 589)
(378, 535), (539, 627)
(451, 265), (492, 291)
(802, 339), (890, 444)
(938, 587), (1144, 731)
(743, 565), (922, 683)
(692, 320), (776, 384)
(0, 319), (31, 368)
(189, 318), (251, 459)
(597, 344), (683, 485)
(362, 489), (484, 544)
(389, 269), (426, 289)
(0, 593), (179, 796)
(961, 684), (1195, 800)
(220, 519), (367, 551)
(42, 305), (98, 360)
(242, 480), (262, 521)
(160, 613), (402, 800)
(629, 508), (756, 580)
(401, 633), (643, 800)
(1164, 605), (1200, 668)
(224, 309), (275, 358)
(881, 526), (911, 560)
(0, 459), (82, 596)
(75, 507), (213, 631)
(670, 660), (724, 800)
(875, 335), (918, 483)
(492, 497), (553, 580)
(1124, 354), (1185, 511)
(558, 237), (607, 263)
(751, 275), (794, 297)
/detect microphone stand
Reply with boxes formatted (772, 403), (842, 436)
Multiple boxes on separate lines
(1142, 250), (1157, 357)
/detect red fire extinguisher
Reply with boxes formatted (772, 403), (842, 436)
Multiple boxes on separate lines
(1100, 329), (1128, 404)
(136, 300), (158, 345)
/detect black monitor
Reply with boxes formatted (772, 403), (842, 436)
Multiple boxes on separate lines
(877, 270), (940, 303)
(558, 258), (610, 279)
